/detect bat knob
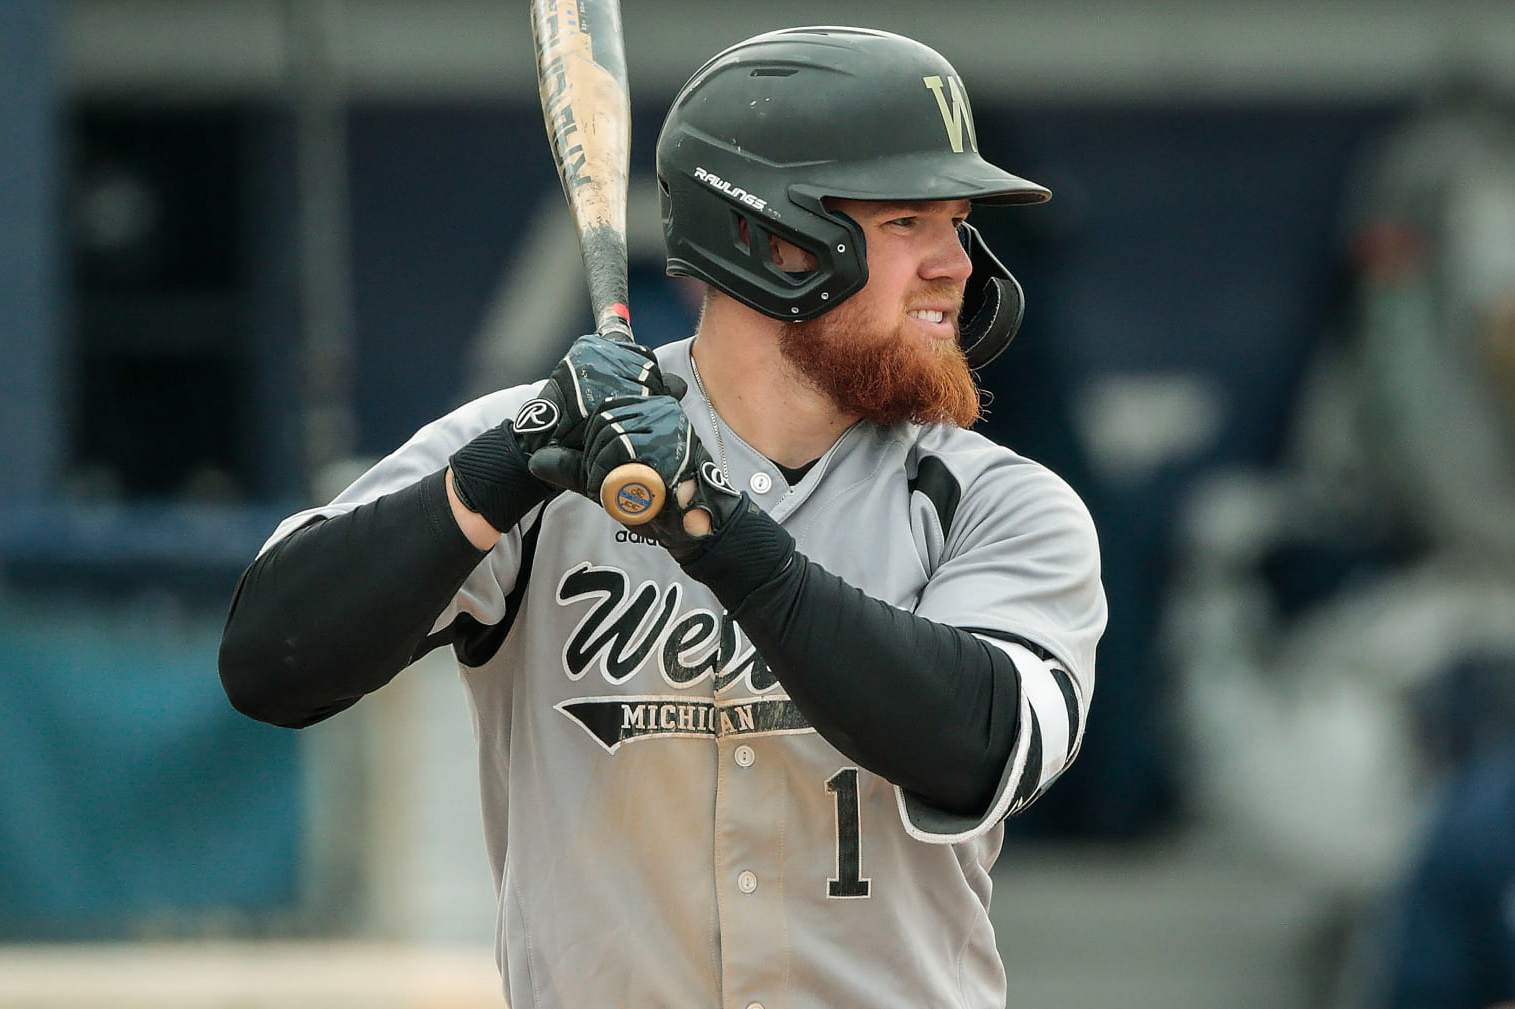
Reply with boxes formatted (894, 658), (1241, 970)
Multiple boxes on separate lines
(601, 463), (665, 525)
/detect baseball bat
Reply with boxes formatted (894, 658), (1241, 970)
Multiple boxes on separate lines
(530, 0), (664, 525)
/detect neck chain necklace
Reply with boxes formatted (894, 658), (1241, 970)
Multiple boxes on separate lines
(688, 348), (730, 482)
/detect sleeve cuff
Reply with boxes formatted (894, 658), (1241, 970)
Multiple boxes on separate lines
(417, 467), (493, 564)
(893, 680), (1035, 845)
(681, 498), (796, 614)
(895, 631), (1088, 844)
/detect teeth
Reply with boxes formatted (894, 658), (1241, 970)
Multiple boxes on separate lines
(908, 310), (945, 323)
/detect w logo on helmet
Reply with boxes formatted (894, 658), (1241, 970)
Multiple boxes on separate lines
(922, 75), (978, 155)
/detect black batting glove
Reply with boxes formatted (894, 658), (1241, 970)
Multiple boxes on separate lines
(640, 445), (751, 567)
(511, 334), (687, 455)
(526, 394), (747, 566)
(448, 335), (685, 534)
(448, 418), (550, 535)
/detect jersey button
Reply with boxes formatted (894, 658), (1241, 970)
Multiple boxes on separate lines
(734, 744), (755, 767)
(749, 472), (773, 494)
(737, 870), (758, 894)
(746, 1003), (765, 1009)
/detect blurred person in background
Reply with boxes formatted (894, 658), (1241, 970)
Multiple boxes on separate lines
(1374, 735), (1515, 1009)
(1165, 79), (1515, 1000)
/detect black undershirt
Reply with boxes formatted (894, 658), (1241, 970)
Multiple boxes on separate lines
(681, 497), (1022, 816)
(219, 467), (1020, 818)
(773, 458), (818, 485)
(219, 469), (487, 728)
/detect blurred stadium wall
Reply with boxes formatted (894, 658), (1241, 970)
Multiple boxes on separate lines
(4, 2), (1515, 1007)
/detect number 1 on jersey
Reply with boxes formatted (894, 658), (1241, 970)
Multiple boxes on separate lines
(826, 767), (871, 898)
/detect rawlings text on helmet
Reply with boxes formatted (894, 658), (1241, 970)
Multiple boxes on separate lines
(693, 167), (769, 212)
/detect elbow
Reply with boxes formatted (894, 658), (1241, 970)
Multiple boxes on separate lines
(218, 640), (283, 726)
(929, 713), (1015, 818)
(904, 742), (1001, 819)
(939, 755), (1003, 819)
(218, 628), (312, 729)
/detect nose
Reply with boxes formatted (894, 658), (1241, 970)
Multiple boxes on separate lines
(920, 221), (974, 286)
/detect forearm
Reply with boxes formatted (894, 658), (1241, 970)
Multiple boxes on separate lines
(685, 506), (1021, 816)
(218, 469), (490, 728)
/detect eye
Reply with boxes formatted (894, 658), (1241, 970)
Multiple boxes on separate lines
(886, 216), (917, 230)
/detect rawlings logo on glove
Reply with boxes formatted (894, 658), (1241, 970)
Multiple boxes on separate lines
(512, 333), (687, 455)
(528, 394), (748, 564)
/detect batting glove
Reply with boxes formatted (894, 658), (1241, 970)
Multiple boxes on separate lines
(511, 334), (687, 455)
(527, 394), (748, 565)
(449, 336), (684, 533)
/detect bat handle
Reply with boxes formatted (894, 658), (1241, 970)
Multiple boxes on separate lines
(595, 302), (634, 344)
(601, 462), (665, 525)
(591, 303), (665, 523)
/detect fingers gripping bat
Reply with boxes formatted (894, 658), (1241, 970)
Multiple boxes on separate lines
(531, 0), (665, 524)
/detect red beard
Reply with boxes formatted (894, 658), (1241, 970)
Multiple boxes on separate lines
(779, 288), (982, 428)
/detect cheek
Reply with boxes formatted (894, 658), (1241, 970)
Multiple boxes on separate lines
(870, 255), (921, 310)
(854, 254), (911, 312)
(830, 288), (899, 338)
(843, 286), (885, 321)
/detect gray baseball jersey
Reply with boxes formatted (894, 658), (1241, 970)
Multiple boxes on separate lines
(265, 336), (1106, 1009)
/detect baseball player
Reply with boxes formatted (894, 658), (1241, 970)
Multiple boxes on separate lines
(220, 26), (1105, 1009)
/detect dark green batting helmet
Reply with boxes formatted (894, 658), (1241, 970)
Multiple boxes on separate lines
(656, 25), (1049, 368)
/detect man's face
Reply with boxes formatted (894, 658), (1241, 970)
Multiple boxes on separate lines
(779, 198), (982, 428)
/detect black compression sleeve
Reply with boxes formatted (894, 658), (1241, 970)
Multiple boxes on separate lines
(684, 505), (1022, 817)
(218, 468), (488, 728)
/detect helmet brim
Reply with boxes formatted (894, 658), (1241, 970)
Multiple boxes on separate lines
(791, 151), (1050, 207)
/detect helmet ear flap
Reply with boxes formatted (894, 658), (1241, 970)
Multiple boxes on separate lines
(662, 168), (868, 320)
(957, 222), (1025, 370)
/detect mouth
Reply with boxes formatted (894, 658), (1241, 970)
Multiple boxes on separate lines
(906, 307), (956, 339)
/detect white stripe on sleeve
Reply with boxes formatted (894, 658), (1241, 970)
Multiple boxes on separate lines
(979, 635), (1087, 808)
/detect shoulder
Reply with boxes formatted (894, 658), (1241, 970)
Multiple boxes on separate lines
(652, 337), (696, 400)
(359, 381), (549, 475)
(407, 382), (548, 450)
(652, 337), (695, 376)
(904, 423), (1107, 680)
(261, 381), (546, 552)
(902, 424), (1099, 554)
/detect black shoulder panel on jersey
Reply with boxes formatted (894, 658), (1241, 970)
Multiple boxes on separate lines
(452, 506), (546, 668)
(908, 455), (961, 541)
(963, 626), (1055, 663)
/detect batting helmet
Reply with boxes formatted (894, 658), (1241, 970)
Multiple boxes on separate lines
(656, 26), (1049, 369)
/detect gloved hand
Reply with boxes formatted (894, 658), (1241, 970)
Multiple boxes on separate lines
(449, 335), (684, 534)
(527, 394), (748, 565)
(512, 334), (687, 455)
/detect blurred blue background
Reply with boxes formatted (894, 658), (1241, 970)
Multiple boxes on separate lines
(4, 1), (1515, 1007)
